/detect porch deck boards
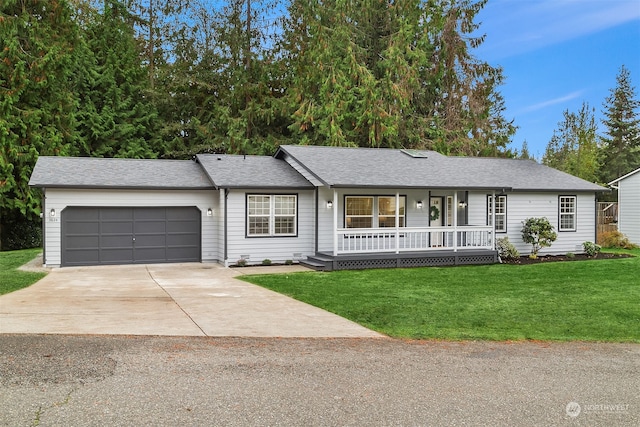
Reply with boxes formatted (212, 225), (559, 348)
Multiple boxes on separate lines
(301, 249), (498, 271)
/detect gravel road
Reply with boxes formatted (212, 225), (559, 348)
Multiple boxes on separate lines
(1, 335), (638, 426)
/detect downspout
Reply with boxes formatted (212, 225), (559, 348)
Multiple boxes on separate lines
(333, 189), (338, 256)
(314, 187), (319, 254)
(42, 188), (46, 266)
(224, 188), (229, 265)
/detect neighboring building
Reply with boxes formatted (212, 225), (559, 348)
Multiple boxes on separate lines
(609, 167), (640, 245)
(29, 145), (607, 269)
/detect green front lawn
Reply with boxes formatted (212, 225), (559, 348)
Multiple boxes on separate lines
(243, 249), (640, 342)
(0, 248), (47, 295)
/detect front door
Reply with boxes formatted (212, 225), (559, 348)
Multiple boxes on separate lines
(430, 197), (444, 247)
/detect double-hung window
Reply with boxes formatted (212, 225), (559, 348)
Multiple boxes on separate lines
(345, 196), (405, 228)
(247, 194), (297, 237)
(487, 195), (507, 233)
(559, 196), (576, 231)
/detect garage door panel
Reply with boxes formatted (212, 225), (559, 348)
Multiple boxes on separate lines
(100, 248), (135, 263)
(65, 236), (100, 249)
(135, 221), (166, 234)
(135, 234), (166, 247)
(167, 233), (199, 246)
(65, 249), (100, 264)
(101, 208), (133, 219)
(135, 207), (167, 220)
(63, 207), (201, 266)
(102, 221), (133, 234)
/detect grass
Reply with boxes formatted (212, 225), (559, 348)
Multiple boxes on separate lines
(242, 249), (640, 342)
(0, 248), (47, 295)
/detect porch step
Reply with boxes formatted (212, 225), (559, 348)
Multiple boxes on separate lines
(299, 258), (329, 271)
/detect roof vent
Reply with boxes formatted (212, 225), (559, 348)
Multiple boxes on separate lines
(401, 149), (429, 158)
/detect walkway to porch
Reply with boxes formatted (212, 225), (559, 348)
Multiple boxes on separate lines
(301, 249), (498, 271)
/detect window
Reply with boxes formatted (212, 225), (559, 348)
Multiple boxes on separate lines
(378, 196), (405, 227)
(487, 195), (507, 233)
(345, 196), (406, 228)
(345, 196), (373, 228)
(559, 196), (576, 231)
(247, 194), (297, 237)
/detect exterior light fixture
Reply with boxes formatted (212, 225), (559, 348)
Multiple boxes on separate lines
(326, 200), (333, 209)
(416, 201), (423, 209)
(458, 201), (467, 208)
(49, 208), (56, 217)
(207, 208), (213, 216)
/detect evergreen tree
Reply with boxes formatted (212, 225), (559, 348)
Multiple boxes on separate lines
(599, 65), (640, 183)
(517, 141), (534, 161)
(282, 0), (514, 154)
(0, 0), (82, 247)
(77, 0), (159, 158)
(543, 103), (599, 182)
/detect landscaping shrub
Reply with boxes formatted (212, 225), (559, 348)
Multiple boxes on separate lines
(1, 213), (42, 251)
(262, 259), (272, 266)
(582, 241), (601, 257)
(497, 237), (520, 260)
(521, 217), (557, 259)
(597, 231), (639, 249)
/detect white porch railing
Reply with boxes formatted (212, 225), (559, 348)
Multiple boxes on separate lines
(335, 226), (494, 255)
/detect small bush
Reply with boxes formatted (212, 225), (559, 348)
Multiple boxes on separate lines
(261, 259), (272, 266)
(236, 258), (247, 267)
(566, 252), (575, 259)
(284, 259), (293, 265)
(582, 241), (601, 257)
(497, 237), (520, 260)
(521, 217), (557, 259)
(597, 231), (639, 249)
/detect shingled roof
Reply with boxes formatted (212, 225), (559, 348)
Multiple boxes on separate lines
(276, 145), (607, 192)
(196, 154), (313, 189)
(29, 157), (214, 189)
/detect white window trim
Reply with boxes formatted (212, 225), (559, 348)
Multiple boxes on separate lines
(559, 195), (577, 232)
(487, 195), (507, 233)
(247, 194), (297, 237)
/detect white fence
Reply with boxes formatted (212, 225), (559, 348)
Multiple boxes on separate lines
(335, 226), (494, 254)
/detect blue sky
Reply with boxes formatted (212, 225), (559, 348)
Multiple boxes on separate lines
(473, 0), (640, 159)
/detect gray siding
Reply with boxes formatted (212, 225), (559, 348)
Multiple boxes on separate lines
(468, 191), (596, 255)
(224, 189), (315, 265)
(618, 172), (640, 244)
(43, 189), (218, 267)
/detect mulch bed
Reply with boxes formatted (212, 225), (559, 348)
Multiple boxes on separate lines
(502, 252), (633, 265)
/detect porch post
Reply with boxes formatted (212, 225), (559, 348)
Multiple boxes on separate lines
(333, 189), (338, 256)
(395, 192), (400, 254)
(453, 191), (458, 252)
(491, 190), (496, 249)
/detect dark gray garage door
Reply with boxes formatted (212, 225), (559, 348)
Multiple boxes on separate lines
(62, 207), (201, 266)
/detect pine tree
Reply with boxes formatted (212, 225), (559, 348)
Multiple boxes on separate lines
(543, 103), (599, 182)
(283, 0), (514, 154)
(0, 0), (82, 247)
(599, 65), (640, 183)
(76, 0), (159, 158)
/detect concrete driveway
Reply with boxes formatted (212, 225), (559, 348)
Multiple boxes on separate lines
(0, 263), (382, 338)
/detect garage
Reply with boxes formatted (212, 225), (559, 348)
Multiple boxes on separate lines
(62, 207), (201, 266)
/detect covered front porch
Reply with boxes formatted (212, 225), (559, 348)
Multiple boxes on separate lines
(303, 188), (500, 271)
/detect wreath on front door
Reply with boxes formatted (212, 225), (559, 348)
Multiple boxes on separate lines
(429, 205), (440, 222)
